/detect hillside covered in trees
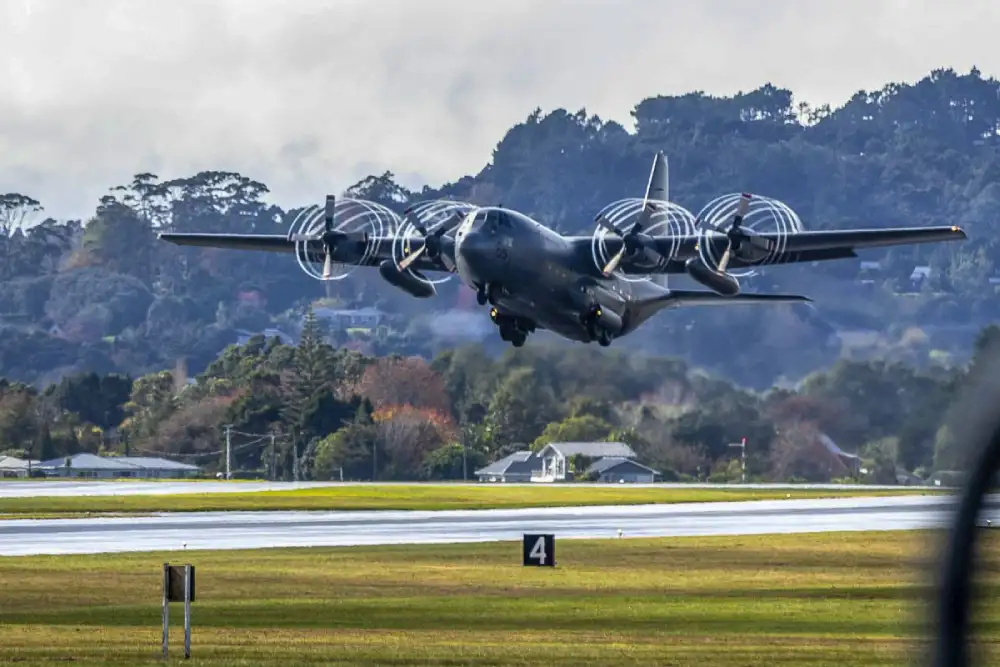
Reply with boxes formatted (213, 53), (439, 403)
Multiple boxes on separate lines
(1, 66), (1000, 389)
(4, 314), (1000, 484)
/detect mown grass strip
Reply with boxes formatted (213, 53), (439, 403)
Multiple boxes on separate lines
(2, 530), (998, 666)
(0, 484), (943, 515)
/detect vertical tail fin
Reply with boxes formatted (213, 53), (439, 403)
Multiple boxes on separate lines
(645, 151), (669, 290)
(644, 151), (669, 203)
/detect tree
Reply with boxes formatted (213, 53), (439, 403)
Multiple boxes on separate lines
(356, 356), (452, 417)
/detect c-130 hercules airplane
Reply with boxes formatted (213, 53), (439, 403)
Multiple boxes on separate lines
(159, 152), (966, 348)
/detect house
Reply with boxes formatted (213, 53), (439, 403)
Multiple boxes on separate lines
(0, 455), (41, 478)
(314, 306), (384, 330)
(474, 450), (542, 483)
(584, 457), (660, 484)
(36, 453), (201, 479)
(910, 265), (931, 289)
(533, 441), (637, 482)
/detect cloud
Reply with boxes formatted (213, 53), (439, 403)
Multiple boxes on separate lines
(1, 0), (997, 219)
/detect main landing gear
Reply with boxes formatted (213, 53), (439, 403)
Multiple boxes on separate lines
(476, 283), (504, 306)
(490, 307), (534, 348)
(580, 304), (615, 347)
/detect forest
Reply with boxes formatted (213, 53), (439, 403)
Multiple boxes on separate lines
(2, 312), (999, 484)
(1, 67), (1000, 390)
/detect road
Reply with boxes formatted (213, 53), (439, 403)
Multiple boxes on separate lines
(1, 494), (988, 557)
(0, 480), (945, 498)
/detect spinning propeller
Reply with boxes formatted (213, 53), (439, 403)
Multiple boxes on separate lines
(595, 200), (664, 276)
(287, 195), (367, 279)
(699, 192), (774, 272)
(396, 208), (465, 272)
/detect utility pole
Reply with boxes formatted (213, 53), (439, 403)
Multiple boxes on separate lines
(462, 443), (468, 481)
(270, 435), (277, 482)
(727, 438), (747, 483)
(224, 425), (232, 480)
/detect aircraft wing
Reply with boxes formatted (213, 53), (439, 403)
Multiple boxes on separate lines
(653, 225), (967, 272)
(156, 232), (456, 274)
(570, 223), (966, 274)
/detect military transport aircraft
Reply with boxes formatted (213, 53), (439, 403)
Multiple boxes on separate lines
(158, 153), (966, 348)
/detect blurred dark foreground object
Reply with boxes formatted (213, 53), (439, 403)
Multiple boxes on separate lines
(932, 355), (1000, 667)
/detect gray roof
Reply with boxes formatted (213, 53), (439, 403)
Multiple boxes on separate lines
(38, 453), (199, 471)
(0, 456), (39, 469)
(475, 450), (542, 476)
(541, 441), (636, 459)
(119, 457), (201, 471)
(39, 453), (138, 470)
(585, 457), (660, 476)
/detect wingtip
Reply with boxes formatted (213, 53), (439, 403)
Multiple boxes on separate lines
(951, 225), (968, 239)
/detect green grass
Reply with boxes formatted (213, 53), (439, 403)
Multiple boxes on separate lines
(0, 484), (944, 515)
(1, 531), (997, 665)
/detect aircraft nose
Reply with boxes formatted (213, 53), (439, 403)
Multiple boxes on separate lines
(457, 228), (495, 280)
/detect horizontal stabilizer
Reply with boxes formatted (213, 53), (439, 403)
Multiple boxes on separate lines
(668, 289), (812, 306)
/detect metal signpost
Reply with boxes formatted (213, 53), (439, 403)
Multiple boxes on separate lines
(728, 437), (747, 483)
(162, 563), (196, 659)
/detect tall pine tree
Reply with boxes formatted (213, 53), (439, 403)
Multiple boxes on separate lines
(281, 306), (334, 479)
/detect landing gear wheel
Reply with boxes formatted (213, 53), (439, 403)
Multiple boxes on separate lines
(598, 330), (613, 347)
(511, 332), (526, 348)
(476, 286), (487, 306)
(487, 283), (503, 305)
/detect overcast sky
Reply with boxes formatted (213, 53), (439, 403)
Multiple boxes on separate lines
(1, 0), (997, 220)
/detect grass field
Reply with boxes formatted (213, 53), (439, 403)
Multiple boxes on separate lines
(3, 530), (998, 666)
(0, 484), (944, 515)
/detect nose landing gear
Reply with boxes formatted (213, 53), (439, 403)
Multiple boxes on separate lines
(477, 283), (504, 306)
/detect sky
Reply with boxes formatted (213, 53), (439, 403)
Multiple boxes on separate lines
(1, 0), (998, 221)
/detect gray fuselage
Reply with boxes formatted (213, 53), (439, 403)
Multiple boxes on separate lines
(452, 207), (669, 343)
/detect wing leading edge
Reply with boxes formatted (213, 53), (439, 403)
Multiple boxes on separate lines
(156, 232), (454, 274)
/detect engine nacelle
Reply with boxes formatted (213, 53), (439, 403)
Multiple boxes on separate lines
(684, 256), (740, 296)
(583, 303), (624, 335)
(378, 259), (436, 298)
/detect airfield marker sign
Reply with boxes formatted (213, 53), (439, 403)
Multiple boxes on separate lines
(523, 534), (555, 567)
(162, 563), (196, 659)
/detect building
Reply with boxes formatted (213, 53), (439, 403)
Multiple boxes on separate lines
(36, 453), (201, 479)
(584, 457), (660, 484)
(314, 306), (384, 330)
(532, 441), (637, 482)
(0, 455), (41, 478)
(474, 450), (542, 483)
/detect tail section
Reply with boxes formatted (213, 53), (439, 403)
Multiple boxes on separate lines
(644, 151), (669, 203)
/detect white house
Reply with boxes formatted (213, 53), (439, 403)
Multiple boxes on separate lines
(532, 441), (637, 482)
(314, 306), (384, 330)
(584, 457), (660, 484)
(474, 450), (542, 483)
(0, 455), (41, 478)
(37, 453), (201, 479)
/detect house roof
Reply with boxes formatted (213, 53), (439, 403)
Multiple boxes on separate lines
(118, 457), (201, 471)
(542, 441), (636, 459)
(0, 456), (39, 469)
(585, 457), (660, 476)
(474, 450), (542, 476)
(37, 453), (199, 471)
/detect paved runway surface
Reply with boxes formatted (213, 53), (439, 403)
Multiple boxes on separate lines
(0, 480), (942, 498)
(2, 495), (988, 557)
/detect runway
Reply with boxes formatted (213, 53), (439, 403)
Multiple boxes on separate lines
(0, 480), (941, 498)
(1, 494), (988, 557)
